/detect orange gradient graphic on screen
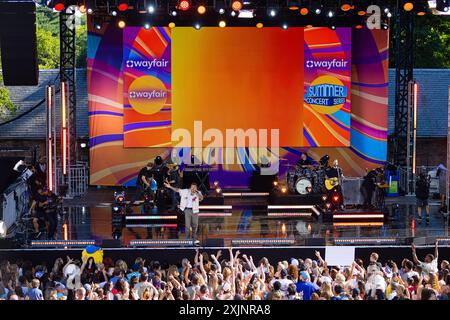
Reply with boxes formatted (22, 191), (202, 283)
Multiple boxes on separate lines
(172, 27), (304, 147)
(128, 75), (168, 115)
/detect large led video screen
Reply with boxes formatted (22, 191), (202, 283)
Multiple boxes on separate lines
(122, 27), (351, 148)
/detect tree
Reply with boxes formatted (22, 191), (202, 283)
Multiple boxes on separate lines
(0, 75), (17, 119)
(36, 28), (60, 69)
(389, 14), (450, 69)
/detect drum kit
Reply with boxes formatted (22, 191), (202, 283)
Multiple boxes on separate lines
(285, 164), (328, 195)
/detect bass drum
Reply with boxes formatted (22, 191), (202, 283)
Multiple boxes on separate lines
(295, 178), (312, 195)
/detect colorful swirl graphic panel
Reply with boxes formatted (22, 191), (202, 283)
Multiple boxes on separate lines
(88, 20), (388, 187)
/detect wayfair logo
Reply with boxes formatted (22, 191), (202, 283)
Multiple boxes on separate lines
(125, 58), (169, 69)
(305, 59), (348, 70)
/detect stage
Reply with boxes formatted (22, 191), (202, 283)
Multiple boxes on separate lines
(4, 187), (448, 250)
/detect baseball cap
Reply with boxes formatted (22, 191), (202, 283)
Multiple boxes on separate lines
(290, 258), (299, 266)
(299, 271), (309, 280)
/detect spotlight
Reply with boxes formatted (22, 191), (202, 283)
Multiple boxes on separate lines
(382, 23), (389, 29)
(384, 8), (390, 13)
(315, 8), (321, 14)
(357, 9), (366, 16)
(322, 194), (328, 201)
(171, 10), (177, 16)
(219, 8), (225, 14)
(54, 1), (65, 11)
(114, 191), (125, 204)
(256, 22), (263, 28)
(231, 0), (243, 11)
(330, 25), (336, 30)
(194, 23), (201, 30)
(269, 9), (277, 16)
(118, 1), (129, 11)
(287, 1), (300, 10)
(325, 203), (332, 209)
(300, 7), (309, 15)
(282, 23), (288, 29)
(332, 195), (340, 203)
(213, 181), (219, 187)
(95, 23), (102, 30)
(387, 12), (392, 18)
(327, 10), (334, 17)
(144, 23), (151, 29)
(216, 187), (222, 194)
(273, 180), (278, 186)
(341, 3), (352, 12)
(148, 6), (155, 13)
(80, 142), (87, 148)
(219, 20), (226, 28)
(118, 20), (126, 28)
(112, 206), (120, 213)
(355, 24), (363, 29)
(178, 0), (191, 11)
(169, 22), (176, 28)
(87, 8), (93, 14)
(111, 10), (117, 16)
(281, 187), (287, 193)
(231, 10), (236, 16)
(197, 5), (206, 14)
(403, 2), (414, 11)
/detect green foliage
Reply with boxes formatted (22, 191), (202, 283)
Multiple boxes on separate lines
(389, 14), (450, 69)
(36, 28), (60, 69)
(0, 75), (17, 118)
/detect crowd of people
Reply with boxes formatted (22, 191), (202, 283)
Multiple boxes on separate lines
(0, 243), (448, 301)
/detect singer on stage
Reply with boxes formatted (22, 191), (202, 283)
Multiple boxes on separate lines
(164, 181), (204, 241)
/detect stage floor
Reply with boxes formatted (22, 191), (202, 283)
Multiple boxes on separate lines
(30, 188), (450, 248)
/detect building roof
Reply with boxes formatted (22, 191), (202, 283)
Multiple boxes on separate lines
(388, 68), (450, 137)
(0, 69), (88, 139)
(0, 68), (448, 139)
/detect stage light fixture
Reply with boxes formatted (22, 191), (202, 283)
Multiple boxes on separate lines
(331, 25), (336, 30)
(194, 23), (201, 29)
(382, 23), (389, 29)
(178, 0), (191, 11)
(144, 23), (151, 29)
(171, 10), (177, 16)
(281, 186), (287, 193)
(95, 23), (101, 30)
(231, 10), (237, 16)
(198, 4), (206, 14)
(403, 2), (414, 11)
(256, 22), (263, 28)
(387, 11), (392, 17)
(54, 1), (65, 11)
(87, 7), (93, 14)
(118, 19), (126, 28)
(111, 10), (117, 16)
(325, 202), (332, 209)
(315, 8), (321, 14)
(118, 1), (129, 11)
(282, 23), (288, 30)
(273, 180), (278, 186)
(169, 22), (176, 28)
(341, 2), (352, 12)
(322, 194), (328, 201)
(216, 187), (222, 193)
(269, 9), (277, 16)
(148, 5), (155, 13)
(300, 7), (309, 15)
(327, 10), (334, 17)
(357, 9), (366, 15)
(219, 20), (226, 27)
(219, 8), (225, 14)
(0, 221), (6, 238)
(287, 1), (300, 10)
(355, 24), (363, 29)
(231, 0), (243, 11)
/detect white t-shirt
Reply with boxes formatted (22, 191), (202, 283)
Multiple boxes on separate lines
(179, 189), (202, 213)
(419, 259), (438, 276)
(271, 279), (294, 296)
(401, 270), (419, 282)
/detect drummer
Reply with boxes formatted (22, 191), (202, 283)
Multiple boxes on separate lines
(296, 152), (312, 168)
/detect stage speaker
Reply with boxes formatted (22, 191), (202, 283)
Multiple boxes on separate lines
(204, 238), (224, 247)
(305, 238), (325, 246)
(0, 239), (20, 249)
(101, 239), (122, 248)
(0, 0), (38, 86)
(250, 172), (277, 192)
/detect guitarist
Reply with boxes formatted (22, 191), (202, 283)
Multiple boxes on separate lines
(325, 159), (344, 208)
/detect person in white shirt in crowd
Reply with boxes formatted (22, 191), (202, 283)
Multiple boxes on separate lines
(411, 241), (439, 277)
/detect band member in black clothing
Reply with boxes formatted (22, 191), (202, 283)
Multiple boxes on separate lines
(29, 188), (47, 238)
(361, 169), (377, 208)
(166, 164), (181, 211)
(296, 152), (312, 168)
(29, 188), (61, 239)
(415, 173), (431, 224)
(44, 190), (61, 239)
(131, 162), (153, 205)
